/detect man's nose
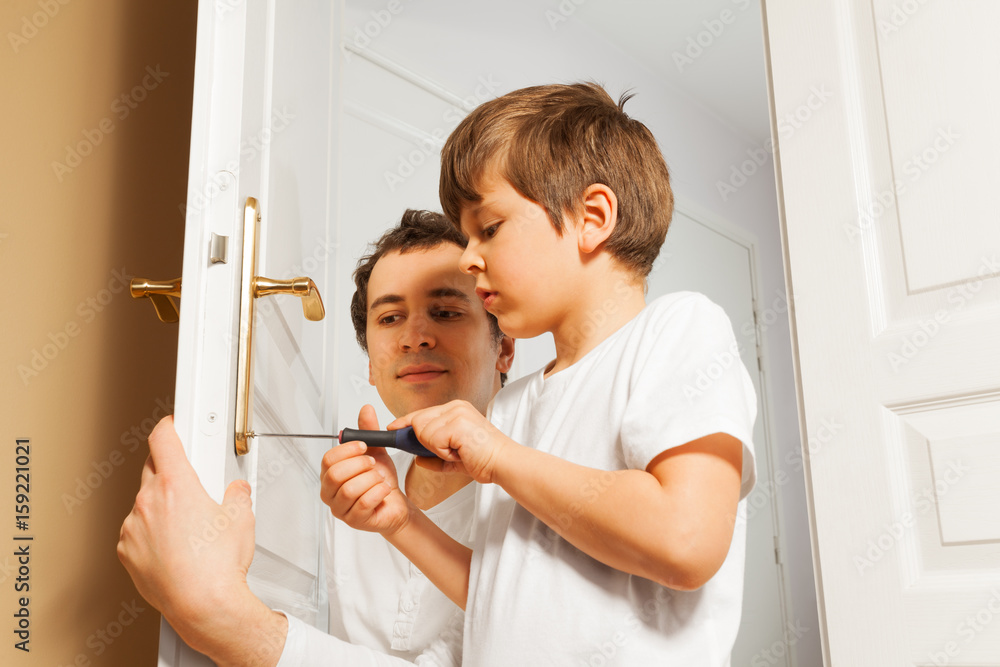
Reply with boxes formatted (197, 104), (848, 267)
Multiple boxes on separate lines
(399, 314), (435, 350)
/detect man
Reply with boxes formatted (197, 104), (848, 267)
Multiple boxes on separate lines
(117, 210), (514, 665)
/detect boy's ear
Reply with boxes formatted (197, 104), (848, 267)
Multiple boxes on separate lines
(576, 184), (618, 254)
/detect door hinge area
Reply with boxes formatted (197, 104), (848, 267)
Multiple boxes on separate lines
(773, 536), (782, 565)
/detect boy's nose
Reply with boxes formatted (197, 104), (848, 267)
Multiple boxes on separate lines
(459, 241), (484, 275)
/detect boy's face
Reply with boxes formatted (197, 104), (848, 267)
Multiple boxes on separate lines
(459, 175), (582, 340)
(366, 243), (510, 418)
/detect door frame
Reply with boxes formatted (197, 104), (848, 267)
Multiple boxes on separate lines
(674, 195), (793, 655)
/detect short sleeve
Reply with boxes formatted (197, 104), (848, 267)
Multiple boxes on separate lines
(620, 294), (757, 499)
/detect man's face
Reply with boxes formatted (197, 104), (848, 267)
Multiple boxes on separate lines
(366, 243), (513, 418)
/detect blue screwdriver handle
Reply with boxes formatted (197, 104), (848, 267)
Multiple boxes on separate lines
(339, 427), (435, 458)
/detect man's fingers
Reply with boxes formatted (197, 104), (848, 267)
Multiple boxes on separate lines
(322, 453), (377, 490)
(325, 469), (386, 518)
(321, 441), (368, 474)
(357, 404), (380, 431)
(223, 479), (253, 512)
(346, 479), (393, 519)
(366, 445), (393, 469)
(146, 416), (194, 475)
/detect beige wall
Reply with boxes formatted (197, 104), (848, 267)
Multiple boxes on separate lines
(1, 1), (197, 664)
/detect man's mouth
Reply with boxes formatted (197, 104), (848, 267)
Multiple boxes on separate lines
(398, 364), (447, 383)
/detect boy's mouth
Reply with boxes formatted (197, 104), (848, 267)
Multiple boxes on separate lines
(475, 288), (497, 309)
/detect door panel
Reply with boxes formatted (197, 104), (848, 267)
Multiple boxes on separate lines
(337, 51), (459, 430)
(238, 0), (339, 633)
(765, 0), (1000, 663)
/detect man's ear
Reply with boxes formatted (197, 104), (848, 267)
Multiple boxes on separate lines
(576, 184), (618, 254)
(495, 335), (515, 373)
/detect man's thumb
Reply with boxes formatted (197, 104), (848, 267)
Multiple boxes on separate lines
(223, 479), (253, 512)
(357, 403), (381, 431)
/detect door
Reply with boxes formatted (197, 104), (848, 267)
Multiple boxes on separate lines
(765, 0), (1000, 663)
(168, 1), (792, 663)
(164, 0), (341, 663)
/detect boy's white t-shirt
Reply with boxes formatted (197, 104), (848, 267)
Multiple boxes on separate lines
(463, 291), (758, 666)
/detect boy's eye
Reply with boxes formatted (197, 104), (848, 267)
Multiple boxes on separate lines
(483, 222), (501, 238)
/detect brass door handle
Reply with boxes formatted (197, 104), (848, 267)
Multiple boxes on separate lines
(235, 197), (326, 455)
(254, 276), (325, 321)
(130, 278), (182, 323)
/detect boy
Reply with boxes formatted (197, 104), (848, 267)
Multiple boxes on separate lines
(322, 83), (757, 664)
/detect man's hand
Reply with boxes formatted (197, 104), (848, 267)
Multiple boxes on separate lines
(321, 405), (413, 537)
(387, 400), (514, 484)
(117, 416), (287, 664)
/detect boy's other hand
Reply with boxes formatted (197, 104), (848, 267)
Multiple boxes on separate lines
(388, 400), (513, 485)
(321, 404), (411, 536)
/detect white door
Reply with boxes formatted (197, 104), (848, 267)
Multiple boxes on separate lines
(164, 0), (342, 663)
(766, 0), (1000, 663)
(168, 1), (792, 663)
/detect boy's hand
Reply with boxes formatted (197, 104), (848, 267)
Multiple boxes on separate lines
(387, 400), (513, 485)
(320, 404), (412, 536)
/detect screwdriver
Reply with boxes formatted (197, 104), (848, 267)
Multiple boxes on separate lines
(253, 426), (435, 458)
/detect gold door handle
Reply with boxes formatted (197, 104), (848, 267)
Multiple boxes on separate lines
(235, 197), (326, 455)
(130, 277), (182, 323)
(254, 276), (325, 321)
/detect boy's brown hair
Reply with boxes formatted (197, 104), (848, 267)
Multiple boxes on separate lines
(350, 209), (507, 384)
(439, 82), (674, 279)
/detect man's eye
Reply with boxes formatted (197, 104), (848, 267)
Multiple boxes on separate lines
(378, 314), (400, 325)
(434, 310), (461, 319)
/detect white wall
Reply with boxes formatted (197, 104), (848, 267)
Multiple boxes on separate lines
(342, 2), (819, 664)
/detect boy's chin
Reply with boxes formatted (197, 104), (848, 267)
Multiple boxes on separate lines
(495, 317), (541, 341)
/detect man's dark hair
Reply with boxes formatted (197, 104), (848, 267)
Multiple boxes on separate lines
(351, 209), (507, 384)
